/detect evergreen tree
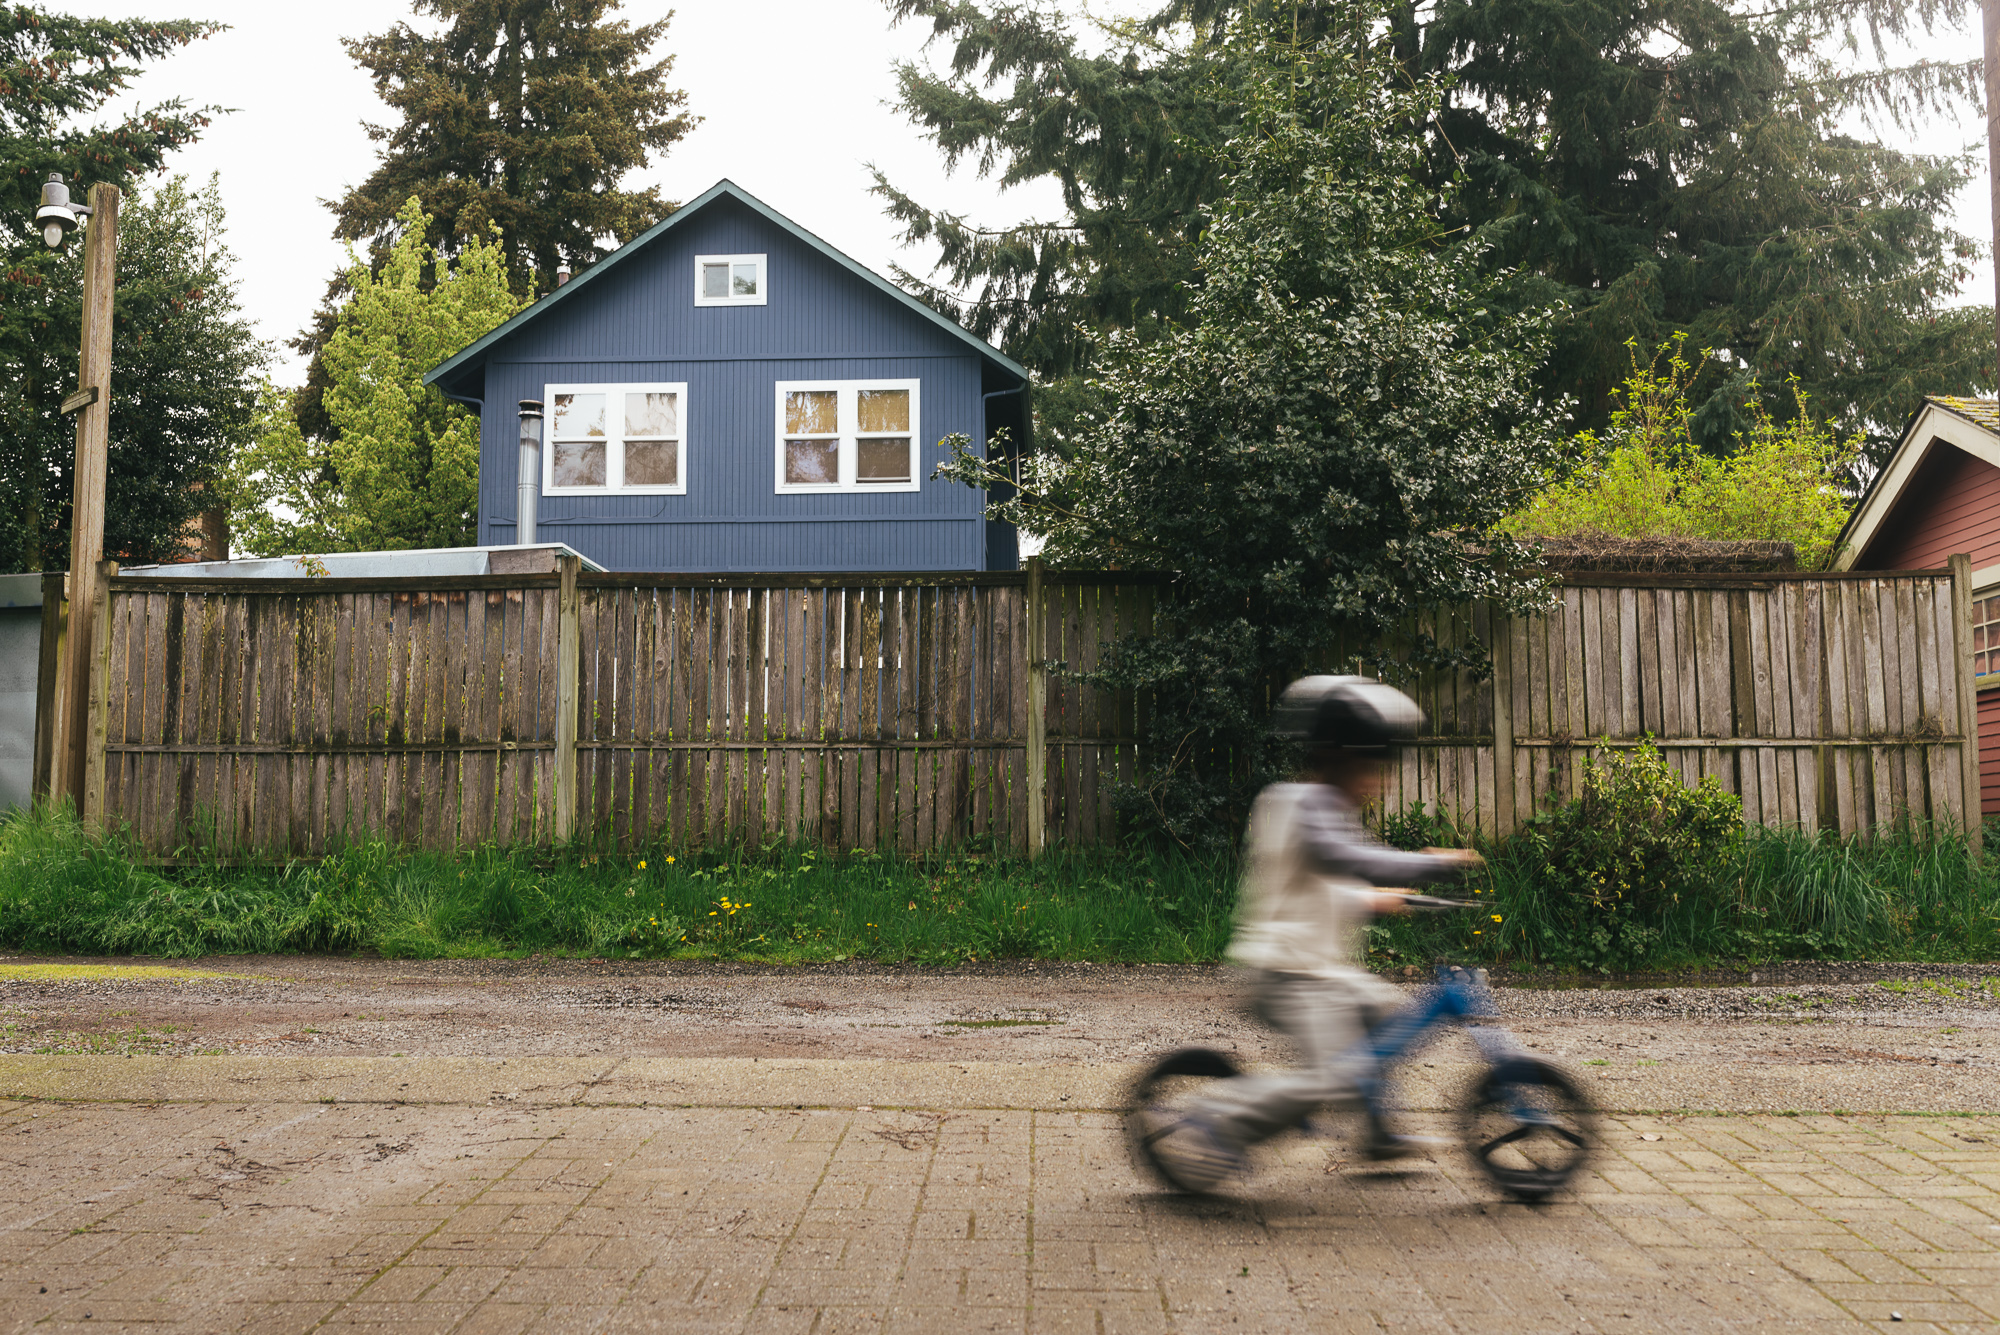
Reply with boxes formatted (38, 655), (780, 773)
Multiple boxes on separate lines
(229, 199), (522, 556)
(8, 175), (266, 570)
(939, 14), (1568, 845)
(333, 0), (696, 297)
(880, 0), (1988, 453)
(0, 6), (233, 571)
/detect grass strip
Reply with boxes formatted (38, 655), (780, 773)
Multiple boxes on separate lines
(0, 806), (1997, 969)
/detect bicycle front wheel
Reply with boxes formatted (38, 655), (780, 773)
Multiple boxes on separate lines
(1125, 1048), (1243, 1189)
(1460, 1057), (1597, 1202)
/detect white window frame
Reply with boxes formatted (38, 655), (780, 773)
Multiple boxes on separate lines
(773, 379), (922, 494)
(542, 381), (689, 497)
(694, 253), (767, 306)
(1975, 585), (2000, 683)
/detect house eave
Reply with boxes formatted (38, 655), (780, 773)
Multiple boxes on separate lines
(422, 179), (1031, 391)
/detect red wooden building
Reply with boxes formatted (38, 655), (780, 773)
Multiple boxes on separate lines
(1835, 396), (2000, 814)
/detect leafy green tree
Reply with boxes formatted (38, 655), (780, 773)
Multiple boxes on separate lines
(333, 0), (695, 297)
(1504, 337), (1859, 568)
(881, 0), (1988, 450)
(940, 17), (1568, 846)
(0, 4), (228, 571)
(229, 199), (522, 556)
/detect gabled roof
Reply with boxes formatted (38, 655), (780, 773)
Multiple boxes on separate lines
(1833, 396), (2000, 570)
(424, 179), (1029, 390)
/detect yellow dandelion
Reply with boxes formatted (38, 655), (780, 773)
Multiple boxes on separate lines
(666, 855), (676, 864)
(1490, 914), (1503, 923)
(638, 860), (647, 870)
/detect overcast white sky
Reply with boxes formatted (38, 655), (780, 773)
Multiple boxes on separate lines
(72, 0), (1996, 381)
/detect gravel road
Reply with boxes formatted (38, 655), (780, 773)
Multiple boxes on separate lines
(5, 955), (1997, 1087)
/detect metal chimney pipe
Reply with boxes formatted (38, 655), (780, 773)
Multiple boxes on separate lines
(517, 400), (543, 546)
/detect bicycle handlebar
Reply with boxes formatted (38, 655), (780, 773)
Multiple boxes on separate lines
(1397, 894), (1481, 913)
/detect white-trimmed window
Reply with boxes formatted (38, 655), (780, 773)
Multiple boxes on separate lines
(544, 383), (688, 495)
(774, 380), (921, 493)
(695, 254), (766, 306)
(1976, 592), (2000, 680)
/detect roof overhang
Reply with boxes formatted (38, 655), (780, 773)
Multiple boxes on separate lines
(424, 179), (1031, 392)
(1833, 398), (2000, 570)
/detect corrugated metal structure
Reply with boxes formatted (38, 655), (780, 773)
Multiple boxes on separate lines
(426, 181), (1030, 574)
(0, 574), (43, 813)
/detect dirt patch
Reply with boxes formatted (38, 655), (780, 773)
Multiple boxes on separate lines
(1, 955), (1998, 1093)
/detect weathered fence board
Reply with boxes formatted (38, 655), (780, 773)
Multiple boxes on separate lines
(1380, 569), (1978, 848)
(61, 564), (1977, 858)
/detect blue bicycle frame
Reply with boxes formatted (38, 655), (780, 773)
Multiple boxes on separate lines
(1347, 964), (1533, 1123)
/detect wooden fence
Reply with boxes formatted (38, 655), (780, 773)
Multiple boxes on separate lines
(56, 561), (1158, 858)
(1384, 563), (1981, 848)
(38, 560), (1981, 858)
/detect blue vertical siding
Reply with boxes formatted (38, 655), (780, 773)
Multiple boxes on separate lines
(463, 195), (1016, 572)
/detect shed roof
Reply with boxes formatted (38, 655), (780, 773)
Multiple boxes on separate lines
(1931, 396), (2000, 434)
(424, 179), (1030, 391)
(1834, 396), (2000, 570)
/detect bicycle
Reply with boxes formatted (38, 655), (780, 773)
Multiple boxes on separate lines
(1127, 926), (1599, 1203)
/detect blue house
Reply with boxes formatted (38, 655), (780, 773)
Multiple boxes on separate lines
(424, 180), (1029, 572)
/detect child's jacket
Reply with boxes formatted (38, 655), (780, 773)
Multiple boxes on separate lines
(1227, 783), (1463, 980)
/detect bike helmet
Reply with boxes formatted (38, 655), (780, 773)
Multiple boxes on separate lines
(1271, 675), (1424, 754)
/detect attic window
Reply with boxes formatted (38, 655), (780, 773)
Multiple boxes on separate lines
(695, 254), (765, 306)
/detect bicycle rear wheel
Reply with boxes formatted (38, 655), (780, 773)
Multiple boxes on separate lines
(1461, 1057), (1597, 1202)
(1125, 1048), (1243, 1189)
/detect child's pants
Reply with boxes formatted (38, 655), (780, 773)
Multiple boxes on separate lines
(1188, 968), (1403, 1150)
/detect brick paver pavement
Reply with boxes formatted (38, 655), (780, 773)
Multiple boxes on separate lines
(5, 1066), (2000, 1333)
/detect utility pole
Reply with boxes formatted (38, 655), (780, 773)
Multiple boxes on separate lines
(1989, 0), (2000, 390)
(48, 183), (120, 812)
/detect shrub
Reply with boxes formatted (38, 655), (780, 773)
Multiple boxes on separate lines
(1513, 741), (1742, 967)
(1503, 335), (1859, 567)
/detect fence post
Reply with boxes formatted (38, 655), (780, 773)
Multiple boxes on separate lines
(552, 554), (581, 844)
(1950, 554), (1983, 856)
(1490, 612), (1517, 837)
(82, 560), (116, 828)
(32, 572), (67, 805)
(1025, 557), (1047, 858)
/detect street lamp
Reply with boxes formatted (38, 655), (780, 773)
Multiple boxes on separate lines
(29, 172), (119, 820)
(35, 173), (91, 250)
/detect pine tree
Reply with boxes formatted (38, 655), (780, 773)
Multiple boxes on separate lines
(0, 5), (231, 572)
(332, 0), (696, 297)
(880, 0), (1989, 453)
